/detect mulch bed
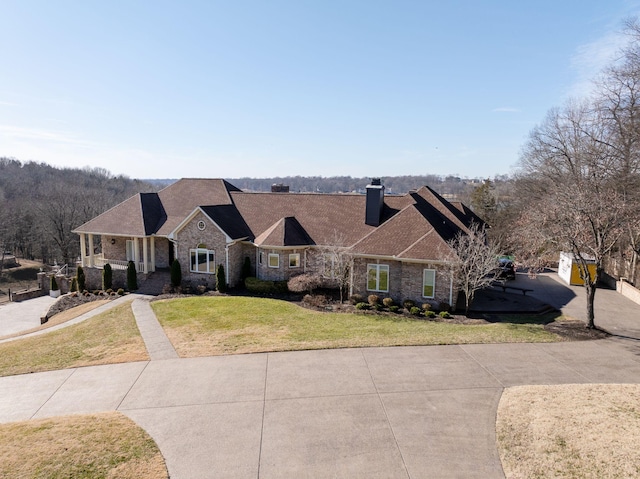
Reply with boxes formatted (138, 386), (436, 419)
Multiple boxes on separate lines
(544, 321), (610, 341)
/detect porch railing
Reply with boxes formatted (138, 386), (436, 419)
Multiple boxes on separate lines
(93, 255), (145, 273)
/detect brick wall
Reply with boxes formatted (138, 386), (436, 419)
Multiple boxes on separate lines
(175, 211), (228, 290)
(102, 236), (126, 262)
(351, 258), (456, 308)
(256, 248), (308, 281)
(155, 238), (171, 269)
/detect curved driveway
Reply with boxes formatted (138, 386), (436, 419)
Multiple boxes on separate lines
(0, 274), (639, 478)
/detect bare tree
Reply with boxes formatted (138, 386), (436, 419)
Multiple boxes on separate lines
(447, 223), (501, 314)
(516, 100), (635, 329)
(307, 232), (353, 303)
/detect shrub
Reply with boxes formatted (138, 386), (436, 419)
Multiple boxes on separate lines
(241, 257), (252, 281)
(422, 303), (432, 312)
(382, 297), (394, 307)
(355, 302), (370, 310)
(76, 266), (86, 292)
(349, 294), (364, 305)
(70, 277), (78, 292)
(439, 302), (451, 312)
(403, 299), (415, 309)
(368, 294), (380, 306)
(117, 288), (125, 296)
(302, 294), (329, 308)
(170, 259), (182, 288)
(244, 277), (289, 294)
(106, 288), (113, 294)
(196, 284), (207, 295)
(50, 276), (59, 291)
(288, 273), (322, 293)
(425, 310), (436, 318)
(371, 303), (382, 311)
(389, 305), (400, 313)
(439, 311), (452, 319)
(216, 264), (227, 293)
(410, 306), (422, 316)
(102, 263), (113, 291)
(127, 260), (138, 290)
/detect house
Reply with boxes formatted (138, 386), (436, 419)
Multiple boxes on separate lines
(72, 178), (484, 307)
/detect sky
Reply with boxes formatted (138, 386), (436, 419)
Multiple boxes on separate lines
(1, 1), (639, 180)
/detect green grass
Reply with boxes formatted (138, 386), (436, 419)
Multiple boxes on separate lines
(0, 302), (149, 377)
(151, 296), (561, 357)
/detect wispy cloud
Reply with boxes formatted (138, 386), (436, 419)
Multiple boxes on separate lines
(568, 30), (626, 97)
(0, 101), (18, 106)
(0, 124), (95, 148)
(492, 107), (520, 113)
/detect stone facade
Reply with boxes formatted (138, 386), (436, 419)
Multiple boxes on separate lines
(228, 242), (255, 288)
(256, 248), (308, 281)
(84, 267), (131, 291)
(351, 258), (455, 308)
(102, 236), (127, 262)
(154, 238), (171, 269)
(175, 211), (229, 290)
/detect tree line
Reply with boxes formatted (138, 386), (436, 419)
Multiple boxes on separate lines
(0, 159), (154, 270)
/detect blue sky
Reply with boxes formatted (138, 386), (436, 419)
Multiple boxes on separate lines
(1, 1), (639, 180)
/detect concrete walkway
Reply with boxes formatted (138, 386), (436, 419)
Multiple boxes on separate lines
(130, 298), (178, 360)
(0, 276), (639, 477)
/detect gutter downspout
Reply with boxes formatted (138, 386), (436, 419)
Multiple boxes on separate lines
(449, 269), (454, 309)
(225, 243), (230, 287)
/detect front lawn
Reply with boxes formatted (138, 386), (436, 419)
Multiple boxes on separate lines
(0, 301), (148, 377)
(0, 412), (168, 478)
(151, 296), (560, 357)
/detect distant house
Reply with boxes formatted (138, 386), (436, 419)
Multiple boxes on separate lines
(73, 178), (484, 306)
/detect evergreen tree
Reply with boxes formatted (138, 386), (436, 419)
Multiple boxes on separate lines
(76, 266), (86, 292)
(102, 263), (113, 290)
(170, 259), (182, 287)
(216, 264), (227, 293)
(127, 260), (138, 290)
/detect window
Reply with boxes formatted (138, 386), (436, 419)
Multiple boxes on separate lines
(289, 253), (300, 268)
(190, 248), (215, 273)
(268, 253), (280, 268)
(367, 264), (389, 292)
(322, 254), (336, 278)
(423, 269), (436, 298)
(126, 240), (135, 262)
(259, 251), (264, 264)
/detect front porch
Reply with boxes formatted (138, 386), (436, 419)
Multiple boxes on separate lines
(79, 234), (171, 274)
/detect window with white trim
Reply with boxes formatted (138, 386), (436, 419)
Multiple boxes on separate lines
(268, 253), (280, 268)
(367, 264), (389, 292)
(422, 269), (436, 298)
(289, 253), (300, 268)
(190, 248), (215, 273)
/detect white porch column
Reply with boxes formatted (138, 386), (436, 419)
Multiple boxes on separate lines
(80, 234), (87, 267)
(142, 237), (149, 274)
(88, 234), (95, 268)
(150, 237), (156, 272)
(133, 237), (140, 272)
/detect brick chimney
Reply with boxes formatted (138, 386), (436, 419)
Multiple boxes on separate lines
(365, 178), (385, 226)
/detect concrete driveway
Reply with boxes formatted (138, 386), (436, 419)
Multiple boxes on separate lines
(2, 339), (640, 478)
(1, 275), (640, 478)
(0, 295), (55, 337)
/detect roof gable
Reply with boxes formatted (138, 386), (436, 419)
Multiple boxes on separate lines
(254, 216), (314, 247)
(73, 194), (146, 236)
